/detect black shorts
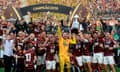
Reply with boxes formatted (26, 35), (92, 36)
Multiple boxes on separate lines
(71, 28), (79, 34)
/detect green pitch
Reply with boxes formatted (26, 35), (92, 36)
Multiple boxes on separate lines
(0, 68), (4, 72)
(0, 66), (120, 72)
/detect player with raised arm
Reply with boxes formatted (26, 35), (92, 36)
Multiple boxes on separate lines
(57, 22), (76, 72)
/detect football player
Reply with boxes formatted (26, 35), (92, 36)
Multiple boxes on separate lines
(16, 45), (24, 72)
(72, 34), (83, 72)
(81, 33), (92, 72)
(45, 34), (56, 72)
(103, 32), (118, 72)
(36, 31), (46, 72)
(92, 32), (104, 72)
(24, 44), (37, 72)
(57, 24), (76, 72)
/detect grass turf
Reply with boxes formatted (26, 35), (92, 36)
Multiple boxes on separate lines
(0, 66), (120, 72)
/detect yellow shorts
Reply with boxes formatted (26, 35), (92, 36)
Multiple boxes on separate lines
(59, 54), (70, 65)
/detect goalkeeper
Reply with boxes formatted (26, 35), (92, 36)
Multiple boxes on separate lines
(57, 24), (76, 72)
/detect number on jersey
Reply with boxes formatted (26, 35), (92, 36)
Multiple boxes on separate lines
(25, 53), (31, 62)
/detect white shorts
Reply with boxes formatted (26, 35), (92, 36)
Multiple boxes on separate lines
(37, 54), (46, 65)
(0, 49), (3, 58)
(46, 60), (56, 70)
(92, 52), (104, 64)
(104, 56), (115, 65)
(82, 56), (91, 63)
(76, 56), (83, 66)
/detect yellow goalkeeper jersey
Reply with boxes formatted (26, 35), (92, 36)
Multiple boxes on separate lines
(58, 37), (76, 55)
(57, 26), (76, 55)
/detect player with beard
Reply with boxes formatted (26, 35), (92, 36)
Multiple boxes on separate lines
(103, 32), (118, 72)
(24, 44), (37, 72)
(92, 32), (104, 72)
(81, 33), (92, 72)
(72, 34), (83, 72)
(36, 31), (46, 72)
(57, 24), (76, 72)
(44, 34), (56, 72)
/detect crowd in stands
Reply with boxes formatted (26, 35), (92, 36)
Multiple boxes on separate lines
(93, 0), (120, 16)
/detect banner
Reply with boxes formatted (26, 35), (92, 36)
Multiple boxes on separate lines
(20, 4), (73, 16)
(3, 5), (18, 21)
